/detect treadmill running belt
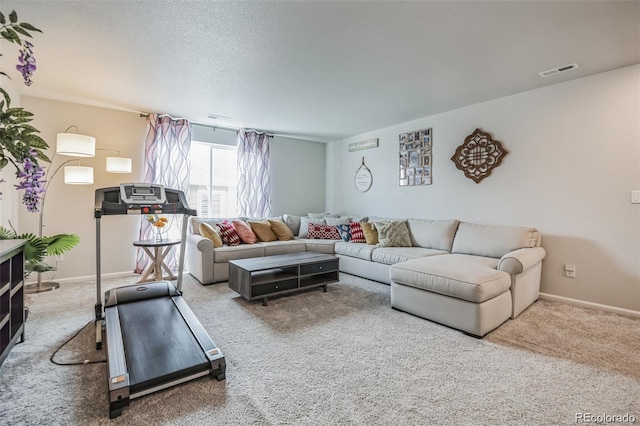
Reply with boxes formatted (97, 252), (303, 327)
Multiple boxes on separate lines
(117, 297), (209, 390)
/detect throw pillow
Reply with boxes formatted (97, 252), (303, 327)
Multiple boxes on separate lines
(348, 222), (366, 244)
(307, 223), (341, 240)
(299, 217), (326, 238)
(325, 215), (352, 226)
(374, 220), (412, 247)
(216, 221), (241, 246)
(248, 220), (278, 242)
(269, 220), (294, 241)
(336, 224), (351, 242)
(308, 212), (329, 219)
(232, 220), (258, 244)
(282, 214), (301, 236)
(360, 222), (379, 245)
(199, 222), (223, 248)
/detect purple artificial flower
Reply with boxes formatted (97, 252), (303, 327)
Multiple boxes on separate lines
(16, 41), (37, 86)
(14, 150), (46, 212)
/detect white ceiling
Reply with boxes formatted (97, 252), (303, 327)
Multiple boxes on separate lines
(3, 1), (639, 142)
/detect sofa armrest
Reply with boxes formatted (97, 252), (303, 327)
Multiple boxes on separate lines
(498, 247), (546, 275)
(186, 233), (215, 284)
(188, 233), (215, 254)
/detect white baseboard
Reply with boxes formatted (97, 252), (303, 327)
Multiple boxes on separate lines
(539, 292), (640, 319)
(25, 271), (136, 285)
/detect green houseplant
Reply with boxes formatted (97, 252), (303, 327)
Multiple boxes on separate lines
(0, 10), (49, 211)
(0, 224), (79, 276)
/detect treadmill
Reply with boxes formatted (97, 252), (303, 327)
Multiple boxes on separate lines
(94, 183), (226, 418)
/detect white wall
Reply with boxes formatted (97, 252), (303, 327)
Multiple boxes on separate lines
(326, 65), (640, 312)
(19, 97), (147, 280)
(270, 136), (326, 216)
(18, 97), (327, 280)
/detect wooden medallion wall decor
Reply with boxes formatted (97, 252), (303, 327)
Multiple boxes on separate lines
(451, 128), (508, 183)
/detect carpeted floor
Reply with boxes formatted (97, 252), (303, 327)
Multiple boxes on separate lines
(0, 273), (638, 425)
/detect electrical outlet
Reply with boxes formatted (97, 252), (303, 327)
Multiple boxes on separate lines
(564, 263), (576, 278)
(632, 190), (640, 204)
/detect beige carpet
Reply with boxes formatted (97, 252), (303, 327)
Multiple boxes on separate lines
(486, 298), (640, 379)
(1, 273), (638, 425)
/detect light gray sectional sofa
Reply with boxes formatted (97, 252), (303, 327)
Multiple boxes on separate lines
(186, 215), (545, 337)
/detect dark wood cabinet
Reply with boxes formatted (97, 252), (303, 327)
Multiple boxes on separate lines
(0, 240), (26, 366)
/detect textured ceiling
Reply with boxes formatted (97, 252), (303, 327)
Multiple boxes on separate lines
(2, 1), (639, 142)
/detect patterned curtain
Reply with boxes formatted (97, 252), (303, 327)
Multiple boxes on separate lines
(237, 129), (271, 217)
(135, 113), (191, 274)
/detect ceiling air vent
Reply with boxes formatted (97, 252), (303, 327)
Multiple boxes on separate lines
(538, 63), (579, 78)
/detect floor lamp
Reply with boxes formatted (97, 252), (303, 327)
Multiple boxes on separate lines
(25, 126), (132, 294)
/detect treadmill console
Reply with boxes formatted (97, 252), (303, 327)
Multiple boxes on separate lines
(120, 183), (167, 209)
(95, 184), (196, 217)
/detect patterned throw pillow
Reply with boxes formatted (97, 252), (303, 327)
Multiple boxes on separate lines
(349, 222), (366, 244)
(199, 222), (223, 248)
(248, 220), (278, 242)
(307, 223), (341, 240)
(360, 222), (379, 245)
(336, 224), (351, 242)
(268, 220), (295, 241)
(374, 220), (412, 247)
(216, 221), (241, 246)
(232, 220), (258, 244)
(299, 217), (326, 238)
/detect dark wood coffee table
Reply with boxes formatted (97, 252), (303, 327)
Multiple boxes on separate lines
(228, 252), (339, 306)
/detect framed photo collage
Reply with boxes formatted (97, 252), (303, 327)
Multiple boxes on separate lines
(399, 127), (432, 186)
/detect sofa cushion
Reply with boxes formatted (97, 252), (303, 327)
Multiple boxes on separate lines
(374, 220), (412, 247)
(269, 219), (295, 241)
(248, 220), (278, 242)
(299, 217), (326, 238)
(232, 220), (258, 244)
(349, 222), (366, 243)
(325, 215), (351, 226)
(336, 224), (351, 242)
(372, 247), (448, 265)
(191, 217), (240, 235)
(452, 222), (541, 258)
(334, 242), (377, 261)
(282, 214), (301, 236)
(199, 222), (223, 248)
(263, 240), (307, 256)
(407, 218), (460, 251)
(360, 222), (379, 245)
(302, 239), (339, 254)
(308, 223), (341, 240)
(213, 244), (265, 263)
(390, 256), (511, 303)
(216, 221), (241, 246)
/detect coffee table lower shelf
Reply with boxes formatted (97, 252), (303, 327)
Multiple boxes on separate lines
(228, 253), (339, 306)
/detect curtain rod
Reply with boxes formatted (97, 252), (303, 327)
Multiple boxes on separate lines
(139, 113), (274, 137)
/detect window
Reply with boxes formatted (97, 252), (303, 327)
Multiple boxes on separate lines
(189, 142), (238, 218)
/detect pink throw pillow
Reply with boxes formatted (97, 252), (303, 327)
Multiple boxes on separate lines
(216, 221), (241, 246)
(307, 223), (341, 240)
(232, 220), (258, 244)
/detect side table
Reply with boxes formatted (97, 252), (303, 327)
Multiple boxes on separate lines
(133, 239), (181, 283)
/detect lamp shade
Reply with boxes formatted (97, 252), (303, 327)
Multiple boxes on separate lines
(106, 157), (132, 173)
(64, 166), (94, 184)
(56, 133), (96, 157)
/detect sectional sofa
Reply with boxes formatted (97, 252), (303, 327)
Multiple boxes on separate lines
(186, 215), (546, 337)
